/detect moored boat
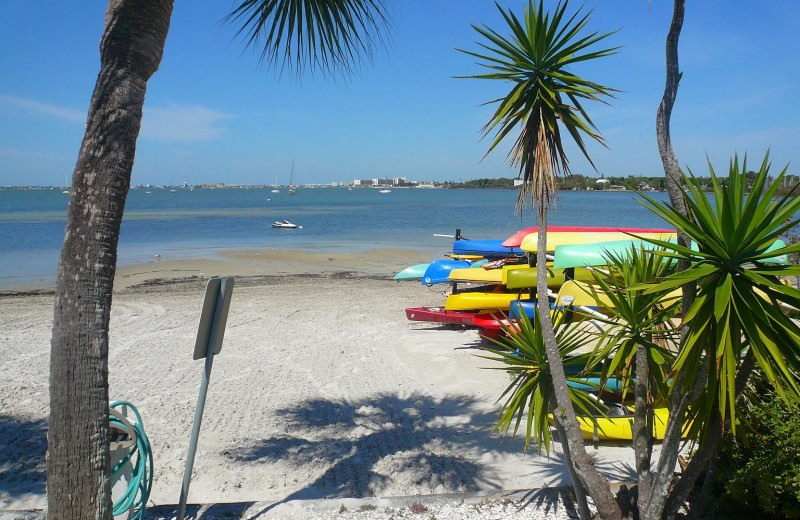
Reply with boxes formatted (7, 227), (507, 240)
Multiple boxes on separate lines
(271, 219), (301, 229)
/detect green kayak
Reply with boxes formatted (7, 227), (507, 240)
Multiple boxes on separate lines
(553, 238), (789, 270)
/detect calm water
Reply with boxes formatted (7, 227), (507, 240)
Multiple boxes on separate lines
(0, 187), (670, 289)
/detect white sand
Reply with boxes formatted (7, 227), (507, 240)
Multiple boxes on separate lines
(0, 249), (639, 512)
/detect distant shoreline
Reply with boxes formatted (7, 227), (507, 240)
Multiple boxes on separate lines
(0, 247), (436, 295)
(0, 184), (665, 192)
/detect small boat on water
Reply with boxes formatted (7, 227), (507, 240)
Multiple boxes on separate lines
(379, 189), (391, 193)
(272, 219), (301, 229)
(288, 159), (297, 195)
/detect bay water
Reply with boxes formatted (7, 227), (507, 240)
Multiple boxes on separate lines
(0, 187), (670, 290)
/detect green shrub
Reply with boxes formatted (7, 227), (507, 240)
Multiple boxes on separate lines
(711, 393), (800, 519)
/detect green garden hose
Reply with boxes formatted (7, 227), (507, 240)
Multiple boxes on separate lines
(109, 401), (153, 520)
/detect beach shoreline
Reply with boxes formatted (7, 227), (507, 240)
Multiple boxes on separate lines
(1, 248), (640, 514)
(0, 246), (440, 295)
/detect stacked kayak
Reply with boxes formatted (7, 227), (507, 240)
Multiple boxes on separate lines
(401, 226), (679, 329)
(397, 227), (798, 443)
(471, 236), (790, 339)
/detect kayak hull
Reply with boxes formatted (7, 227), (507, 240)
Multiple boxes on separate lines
(573, 406), (679, 441)
(421, 259), (471, 285)
(502, 226), (677, 249)
(452, 239), (524, 258)
(520, 231), (677, 253)
(503, 265), (594, 289)
(445, 291), (531, 312)
(553, 238), (789, 270)
(405, 307), (477, 327)
(394, 263), (429, 281)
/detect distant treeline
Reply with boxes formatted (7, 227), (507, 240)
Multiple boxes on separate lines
(445, 178), (517, 189)
(446, 172), (800, 193)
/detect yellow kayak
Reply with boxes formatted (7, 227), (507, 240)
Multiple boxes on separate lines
(520, 231), (677, 253)
(565, 405), (688, 441)
(504, 265), (594, 289)
(448, 264), (518, 284)
(444, 291), (531, 312)
(448, 264), (594, 288)
(555, 280), (682, 311)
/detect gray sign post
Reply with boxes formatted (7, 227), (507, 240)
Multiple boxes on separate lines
(177, 277), (234, 520)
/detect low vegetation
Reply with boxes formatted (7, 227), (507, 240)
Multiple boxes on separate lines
(708, 390), (800, 519)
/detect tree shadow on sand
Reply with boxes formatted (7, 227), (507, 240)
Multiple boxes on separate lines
(227, 392), (640, 517)
(0, 414), (47, 501)
(228, 392), (561, 505)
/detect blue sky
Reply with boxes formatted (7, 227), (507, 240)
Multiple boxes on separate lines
(1, 1), (798, 187)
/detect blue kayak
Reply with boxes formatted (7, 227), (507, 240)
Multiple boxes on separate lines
(509, 299), (603, 318)
(422, 259), (471, 285)
(452, 239), (524, 258)
(420, 259), (489, 285)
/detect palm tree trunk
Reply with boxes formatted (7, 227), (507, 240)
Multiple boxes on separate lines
(645, 3), (694, 519)
(656, 0), (686, 218)
(661, 351), (757, 520)
(633, 345), (653, 511)
(535, 209), (622, 520)
(47, 1), (173, 518)
(548, 396), (591, 520)
(655, 0), (693, 328)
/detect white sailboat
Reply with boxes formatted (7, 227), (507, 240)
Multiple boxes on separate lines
(288, 159), (297, 195)
(271, 172), (280, 193)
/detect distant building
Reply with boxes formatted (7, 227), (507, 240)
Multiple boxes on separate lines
(595, 178), (610, 184)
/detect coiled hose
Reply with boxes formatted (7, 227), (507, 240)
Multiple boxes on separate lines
(109, 401), (153, 520)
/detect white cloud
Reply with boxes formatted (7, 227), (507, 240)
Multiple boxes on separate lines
(0, 94), (85, 122)
(141, 103), (234, 143)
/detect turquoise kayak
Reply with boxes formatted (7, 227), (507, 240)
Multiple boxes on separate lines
(553, 238), (789, 270)
(395, 259), (489, 282)
(394, 264), (430, 281)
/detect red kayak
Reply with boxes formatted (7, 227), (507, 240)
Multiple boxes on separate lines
(472, 312), (520, 339)
(501, 226), (677, 249)
(405, 307), (478, 327)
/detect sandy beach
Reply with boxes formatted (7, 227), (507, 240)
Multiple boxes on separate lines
(0, 248), (640, 515)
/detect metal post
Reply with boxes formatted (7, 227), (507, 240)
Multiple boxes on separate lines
(177, 278), (232, 520)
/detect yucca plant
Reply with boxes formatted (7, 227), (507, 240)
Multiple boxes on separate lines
(479, 308), (603, 454)
(479, 306), (604, 520)
(578, 245), (682, 506)
(458, 0), (618, 213)
(637, 152), (800, 441)
(460, 4), (622, 517)
(585, 246), (680, 403)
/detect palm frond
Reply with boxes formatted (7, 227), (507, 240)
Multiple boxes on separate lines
(226, 0), (391, 78)
(458, 0), (618, 213)
(479, 307), (600, 454)
(636, 152), (800, 441)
